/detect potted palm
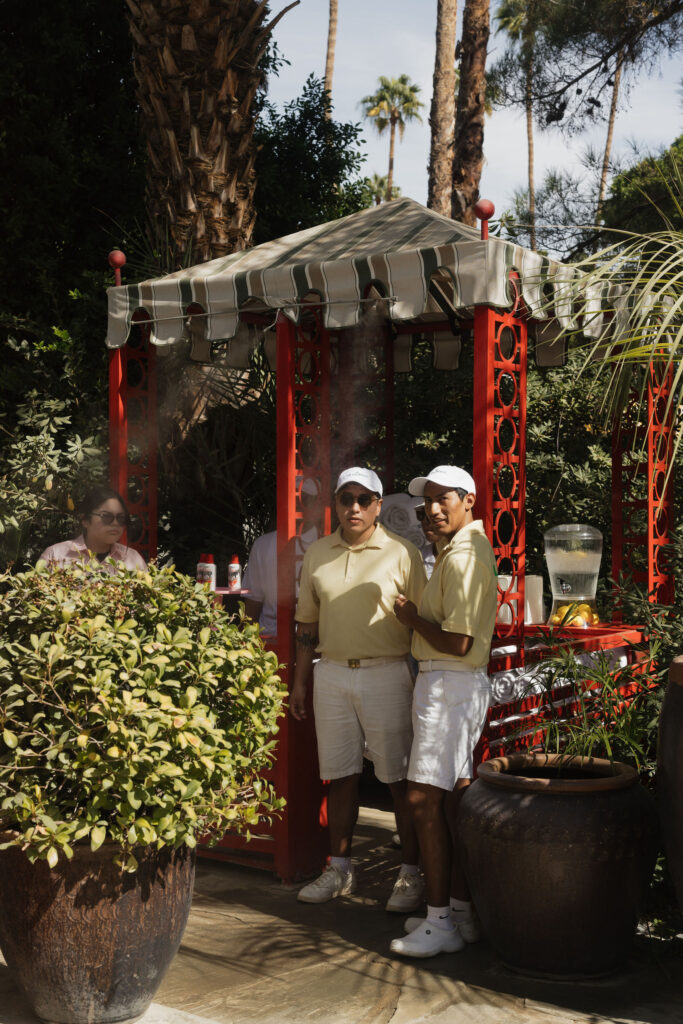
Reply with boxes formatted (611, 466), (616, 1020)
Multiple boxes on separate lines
(0, 560), (285, 1024)
(458, 636), (659, 978)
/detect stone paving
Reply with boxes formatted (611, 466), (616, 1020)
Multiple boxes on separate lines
(1, 806), (681, 1024)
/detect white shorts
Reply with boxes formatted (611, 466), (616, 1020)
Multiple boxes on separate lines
(408, 668), (491, 790)
(312, 659), (414, 784)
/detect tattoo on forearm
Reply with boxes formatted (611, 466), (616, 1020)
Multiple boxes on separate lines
(296, 631), (318, 650)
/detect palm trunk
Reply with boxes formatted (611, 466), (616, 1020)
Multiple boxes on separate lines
(428, 0), (458, 216)
(127, 0), (297, 267)
(387, 118), (397, 202)
(324, 0), (338, 117)
(525, 50), (536, 250)
(451, 0), (491, 226)
(596, 48), (624, 225)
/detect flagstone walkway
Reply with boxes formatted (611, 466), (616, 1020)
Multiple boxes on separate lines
(1, 806), (681, 1024)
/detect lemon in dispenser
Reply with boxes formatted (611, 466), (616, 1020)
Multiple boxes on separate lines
(544, 524), (602, 627)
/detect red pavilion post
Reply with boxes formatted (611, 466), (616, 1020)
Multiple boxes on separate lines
(472, 202), (528, 671)
(272, 308), (332, 881)
(107, 250), (157, 563)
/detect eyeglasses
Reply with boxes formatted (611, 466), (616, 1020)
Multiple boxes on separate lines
(415, 508), (427, 523)
(337, 491), (378, 509)
(90, 511), (128, 526)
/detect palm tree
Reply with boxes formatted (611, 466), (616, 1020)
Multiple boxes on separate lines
(496, 0), (538, 249)
(595, 48), (625, 225)
(324, 0), (339, 116)
(361, 75), (424, 202)
(428, 0), (458, 217)
(451, 0), (491, 226)
(127, 0), (298, 267)
(367, 173), (401, 206)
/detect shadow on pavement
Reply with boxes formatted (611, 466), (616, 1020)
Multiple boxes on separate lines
(0, 781), (681, 1024)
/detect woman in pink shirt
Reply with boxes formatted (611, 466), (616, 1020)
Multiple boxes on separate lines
(39, 486), (146, 573)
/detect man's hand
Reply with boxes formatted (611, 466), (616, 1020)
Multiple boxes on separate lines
(394, 594), (418, 627)
(289, 679), (308, 720)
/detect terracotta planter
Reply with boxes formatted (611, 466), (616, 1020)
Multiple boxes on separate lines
(0, 839), (195, 1024)
(458, 753), (658, 978)
(658, 656), (683, 913)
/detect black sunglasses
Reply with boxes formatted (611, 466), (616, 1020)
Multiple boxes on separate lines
(337, 491), (379, 509)
(90, 511), (128, 526)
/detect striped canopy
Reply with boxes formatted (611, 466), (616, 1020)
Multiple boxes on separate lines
(105, 198), (592, 353)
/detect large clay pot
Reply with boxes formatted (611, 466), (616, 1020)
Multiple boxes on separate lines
(658, 656), (683, 913)
(458, 753), (657, 979)
(0, 839), (195, 1024)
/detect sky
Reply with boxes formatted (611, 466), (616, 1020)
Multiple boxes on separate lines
(266, 0), (682, 218)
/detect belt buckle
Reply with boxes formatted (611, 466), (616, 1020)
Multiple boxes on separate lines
(348, 658), (361, 669)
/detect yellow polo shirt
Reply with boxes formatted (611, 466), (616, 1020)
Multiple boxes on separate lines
(411, 520), (497, 670)
(295, 524), (427, 661)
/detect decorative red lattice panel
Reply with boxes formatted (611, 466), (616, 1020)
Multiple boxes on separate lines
(472, 298), (528, 668)
(612, 362), (675, 605)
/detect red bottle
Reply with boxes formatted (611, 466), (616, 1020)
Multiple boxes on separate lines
(227, 554), (241, 593)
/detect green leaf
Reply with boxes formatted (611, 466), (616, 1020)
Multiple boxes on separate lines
(3, 730), (18, 749)
(181, 780), (202, 801)
(91, 826), (106, 852)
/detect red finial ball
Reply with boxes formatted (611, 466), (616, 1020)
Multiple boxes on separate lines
(108, 249), (126, 269)
(474, 199), (495, 221)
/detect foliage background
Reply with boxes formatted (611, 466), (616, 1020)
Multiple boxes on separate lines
(0, 1), (680, 617)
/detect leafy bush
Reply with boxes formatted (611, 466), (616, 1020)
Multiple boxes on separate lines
(0, 563), (286, 869)
(0, 331), (107, 571)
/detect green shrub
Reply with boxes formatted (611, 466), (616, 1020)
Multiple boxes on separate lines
(0, 562), (286, 869)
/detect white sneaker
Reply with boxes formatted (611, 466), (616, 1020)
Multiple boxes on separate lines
(297, 864), (356, 904)
(456, 915), (481, 943)
(385, 870), (425, 912)
(404, 912), (480, 943)
(390, 920), (464, 958)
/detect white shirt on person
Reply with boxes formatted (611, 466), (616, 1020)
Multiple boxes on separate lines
(242, 526), (318, 637)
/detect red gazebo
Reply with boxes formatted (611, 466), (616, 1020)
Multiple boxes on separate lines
(105, 198), (674, 881)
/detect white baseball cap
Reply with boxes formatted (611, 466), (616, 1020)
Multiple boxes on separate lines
(300, 477), (319, 497)
(295, 474), (319, 497)
(335, 467), (383, 497)
(408, 465), (476, 497)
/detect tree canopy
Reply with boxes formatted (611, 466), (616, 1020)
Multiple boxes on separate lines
(493, 0), (683, 133)
(0, 1), (145, 329)
(499, 136), (683, 257)
(252, 75), (370, 245)
(601, 136), (683, 235)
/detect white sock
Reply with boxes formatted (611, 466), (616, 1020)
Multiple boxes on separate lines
(400, 863), (420, 875)
(329, 856), (351, 873)
(450, 897), (473, 922)
(427, 904), (454, 931)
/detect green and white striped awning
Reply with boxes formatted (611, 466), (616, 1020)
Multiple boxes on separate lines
(105, 197), (592, 352)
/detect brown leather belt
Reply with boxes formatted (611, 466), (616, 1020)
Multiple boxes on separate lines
(324, 656), (408, 669)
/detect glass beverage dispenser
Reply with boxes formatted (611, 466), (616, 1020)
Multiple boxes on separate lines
(544, 524), (603, 627)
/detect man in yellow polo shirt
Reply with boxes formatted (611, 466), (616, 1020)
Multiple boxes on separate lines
(290, 467), (427, 910)
(390, 465), (497, 959)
